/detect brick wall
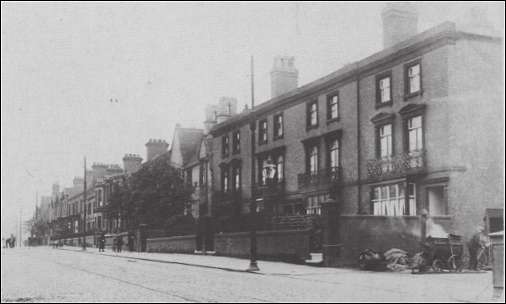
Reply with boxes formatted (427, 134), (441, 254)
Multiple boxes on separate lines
(146, 235), (196, 254)
(214, 229), (311, 263)
(335, 215), (453, 266)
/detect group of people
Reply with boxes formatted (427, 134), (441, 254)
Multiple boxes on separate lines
(97, 234), (128, 253)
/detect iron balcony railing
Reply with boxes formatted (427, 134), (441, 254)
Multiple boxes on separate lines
(297, 166), (342, 189)
(253, 179), (286, 198)
(367, 150), (426, 179)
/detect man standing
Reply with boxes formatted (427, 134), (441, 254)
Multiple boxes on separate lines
(468, 226), (486, 270)
(117, 236), (123, 253)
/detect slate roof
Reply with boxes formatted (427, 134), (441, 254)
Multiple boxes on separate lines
(175, 128), (204, 167)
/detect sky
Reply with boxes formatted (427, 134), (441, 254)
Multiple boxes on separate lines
(1, 1), (504, 239)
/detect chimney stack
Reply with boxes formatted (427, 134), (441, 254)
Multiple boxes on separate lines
(203, 104), (218, 134)
(216, 97), (238, 123)
(123, 154), (143, 174)
(91, 163), (108, 183)
(52, 183), (60, 197)
(145, 138), (169, 161)
(382, 2), (418, 48)
(270, 56), (298, 98)
(72, 177), (83, 187)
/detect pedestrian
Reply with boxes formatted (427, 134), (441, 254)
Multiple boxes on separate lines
(128, 233), (134, 252)
(117, 236), (123, 253)
(468, 225), (486, 270)
(112, 236), (117, 252)
(98, 234), (104, 252)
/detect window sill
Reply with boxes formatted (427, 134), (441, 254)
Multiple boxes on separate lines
(273, 135), (284, 141)
(326, 117), (340, 125)
(375, 100), (393, 109)
(404, 89), (423, 101)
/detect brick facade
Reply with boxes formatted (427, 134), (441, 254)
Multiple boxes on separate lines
(209, 21), (503, 251)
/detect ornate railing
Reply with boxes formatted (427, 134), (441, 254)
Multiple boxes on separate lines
(297, 167), (342, 189)
(367, 150), (426, 180)
(253, 180), (286, 198)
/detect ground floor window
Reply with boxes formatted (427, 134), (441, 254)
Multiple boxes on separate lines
(371, 183), (416, 216)
(427, 185), (447, 215)
(306, 193), (330, 215)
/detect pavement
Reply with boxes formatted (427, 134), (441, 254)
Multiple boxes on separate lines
(1, 246), (504, 302)
(57, 245), (342, 276)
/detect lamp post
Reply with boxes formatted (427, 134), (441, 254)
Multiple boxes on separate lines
(247, 157), (276, 272)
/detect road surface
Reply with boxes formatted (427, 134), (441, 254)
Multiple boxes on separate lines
(1, 247), (502, 302)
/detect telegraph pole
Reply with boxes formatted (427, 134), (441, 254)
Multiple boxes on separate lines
(250, 55), (255, 109)
(82, 157), (87, 250)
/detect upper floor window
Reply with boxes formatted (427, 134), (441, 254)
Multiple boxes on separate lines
(327, 93), (339, 120)
(232, 166), (241, 191)
(275, 154), (284, 181)
(222, 135), (229, 157)
(232, 130), (240, 154)
(221, 167), (229, 193)
(407, 116), (423, 152)
(307, 144), (319, 174)
(273, 113), (284, 139)
(378, 124), (393, 158)
(376, 74), (392, 105)
(259, 119), (268, 145)
(405, 61), (421, 96)
(307, 101), (318, 129)
(328, 138), (340, 170)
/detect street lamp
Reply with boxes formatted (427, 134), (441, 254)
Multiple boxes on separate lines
(247, 157), (276, 272)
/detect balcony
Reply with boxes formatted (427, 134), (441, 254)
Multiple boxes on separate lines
(253, 180), (285, 198)
(297, 167), (342, 192)
(367, 150), (426, 180)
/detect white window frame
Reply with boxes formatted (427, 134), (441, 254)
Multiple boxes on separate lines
(379, 76), (391, 103)
(408, 64), (421, 94)
(329, 138), (340, 169)
(309, 145), (319, 174)
(379, 124), (393, 158)
(408, 116), (423, 152)
(329, 95), (339, 119)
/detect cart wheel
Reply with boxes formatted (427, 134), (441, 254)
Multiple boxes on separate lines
(432, 259), (443, 272)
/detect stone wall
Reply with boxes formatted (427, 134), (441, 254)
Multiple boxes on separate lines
(146, 235), (196, 254)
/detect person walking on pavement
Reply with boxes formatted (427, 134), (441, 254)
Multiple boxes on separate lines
(117, 236), (123, 253)
(112, 236), (117, 253)
(99, 233), (105, 252)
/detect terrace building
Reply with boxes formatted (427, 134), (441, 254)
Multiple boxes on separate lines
(209, 4), (503, 264)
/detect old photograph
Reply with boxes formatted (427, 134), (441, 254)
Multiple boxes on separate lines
(1, 1), (504, 302)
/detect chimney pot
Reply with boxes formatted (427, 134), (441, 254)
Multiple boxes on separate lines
(270, 56), (298, 98)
